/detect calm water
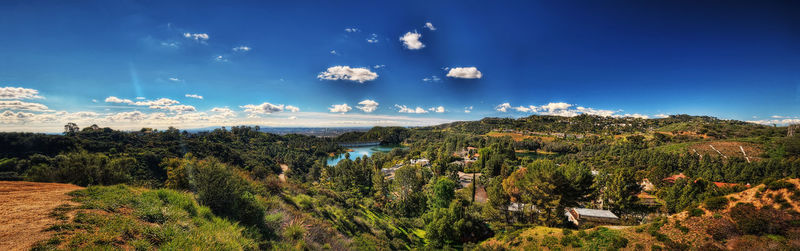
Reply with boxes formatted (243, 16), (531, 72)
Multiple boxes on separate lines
(327, 145), (405, 166)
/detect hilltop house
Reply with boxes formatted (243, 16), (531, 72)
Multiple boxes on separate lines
(663, 173), (687, 183)
(640, 178), (655, 191)
(565, 208), (620, 227)
(636, 192), (660, 207)
(410, 158), (429, 166)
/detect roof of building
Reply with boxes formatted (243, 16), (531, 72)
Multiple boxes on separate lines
(663, 173), (687, 183)
(572, 208), (619, 219)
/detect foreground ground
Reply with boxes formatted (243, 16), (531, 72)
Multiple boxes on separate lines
(0, 181), (82, 251)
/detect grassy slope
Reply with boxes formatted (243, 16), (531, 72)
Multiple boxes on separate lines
(32, 185), (258, 250)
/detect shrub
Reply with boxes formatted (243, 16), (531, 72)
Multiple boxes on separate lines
(766, 180), (795, 191)
(689, 208), (705, 217)
(704, 196), (728, 211)
(729, 203), (792, 235)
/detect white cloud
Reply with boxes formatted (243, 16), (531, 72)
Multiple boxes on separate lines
(210, 107), (236, 118)
(655, 114), (670, 118)
(92, 99), (98, 103)
(288, 116), (297, 120)
(105, 96), (134, 104)
(328, 103), (352, 113)
(495, 103), (511, 112)
(233, 46), (251, 52)
(168, 77), (181, 82)
(285, 105), (300, 112)
(317, 66), (378, 83)
(357, 99), (379, 113)
(183, 32), (209, 41)
(495, 102), (651, 119)
(429, 106), (445, 113)
(215, 55), (228, 62)
(0, 87), (43, 100)
(422, 76), (441, 82)
(373, 64), (385, 69)
(771, 115), (785, 119)
(399, 31), (424, 50)
(0, 100), (50, 111)
(366, 33), (379, 43)
(185, 94), (203, 99)
(136, 97), (146, 100)
(330, 50), (337, 55)
(464, 106), (473, 113)
(344, 27), (359, 32)
(425, 22), (436, 31)
(150, 104), (197, 113)
(748, 118), (800, 126)
(446, 67), (482, 79)
(134, 98), (180, 107)
(241, 102), (285, 115)
(395, 104), (428, 114)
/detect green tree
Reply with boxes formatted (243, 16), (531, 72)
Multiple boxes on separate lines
(429, 177), (457, 209)
(604, 168), (642, 214)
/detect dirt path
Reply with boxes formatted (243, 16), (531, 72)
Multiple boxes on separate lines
(279, 164), (289, 182)
(0, 181), (82, 251)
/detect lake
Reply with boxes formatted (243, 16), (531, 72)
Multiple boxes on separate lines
(327, 145), (406, 166)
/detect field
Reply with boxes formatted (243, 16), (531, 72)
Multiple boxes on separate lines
(688, 141), (764, 161)
(0, 181), (82, 251)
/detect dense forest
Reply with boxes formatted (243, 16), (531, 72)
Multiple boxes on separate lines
(3, 114), (800, 250)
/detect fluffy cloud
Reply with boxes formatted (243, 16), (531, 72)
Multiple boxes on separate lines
(134, 98), (180, 107)
(0, 100), (50, 111)
(366, 33), (379, 43)
(399, 31), (424, 50)
(446, 67), (482, 79)
(425, 22), (436, 31)
(215, 55), (228, 62)
(241, 102), (285, 115)
(395, 104), (428, 114)
(328, 103), (352, 113)
(185, 94), (203, 99)
(183, 32), (209, 41)
(317, 66), (378, 83)
(210, 107), (236, 118)
(464, 106), (473, 113)
(168, 77), (182, 82)
(429, 106), (445, 113)
(748, 118), (800, 125)
(150, 104), (197, 113)
(373, 65), (385, 69)
(655, 114), (670, 118)
(344, 27), (359, 32)
(233, 46), (251, 52)
(357, 99), (379, 113)
(496, 102), (652, 118)
(0, 87), (43, 100)
(495, 103), (511, 112)
(285, 105), (300, 112)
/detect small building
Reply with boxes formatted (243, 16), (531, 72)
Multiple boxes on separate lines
(410, 158), (429, 166)
(636, 192), (660, 207)
(640, 178), (655, 191)
(565, 208), (620, 227)
(456, 171), (482, 188)
(662, 173), (687, 183)
(380, 164), (403, 179)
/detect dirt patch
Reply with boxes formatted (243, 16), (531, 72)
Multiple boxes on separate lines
(279, 164), (289, 182)
(0, 181), (82, 251)
(688, 141), (763, 161)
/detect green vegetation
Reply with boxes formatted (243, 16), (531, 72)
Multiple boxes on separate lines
(4, 114), (800, 249)
(32, 185), (258, 250)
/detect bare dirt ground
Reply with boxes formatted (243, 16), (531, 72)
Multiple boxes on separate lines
(0, 181), (82, 251)
(279, 164), (289, 182)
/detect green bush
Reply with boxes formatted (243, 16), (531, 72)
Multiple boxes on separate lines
(766, 180), (795, 191)
(688, 208), (704, 217)
(704, 196), (728, 211)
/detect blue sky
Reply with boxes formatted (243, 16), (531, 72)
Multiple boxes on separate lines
(1, 0), (799, 132)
